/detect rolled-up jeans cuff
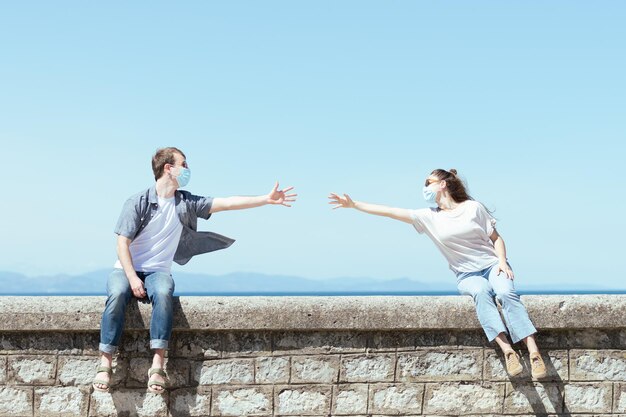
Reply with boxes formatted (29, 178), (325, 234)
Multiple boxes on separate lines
(150, 339), (169, 350)
(99, 343), (118, 354)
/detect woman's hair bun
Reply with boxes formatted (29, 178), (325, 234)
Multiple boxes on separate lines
(449, 169), (458, 176)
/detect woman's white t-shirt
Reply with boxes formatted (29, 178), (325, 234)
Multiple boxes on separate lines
(410, 200), (499, 274)
(114, 196), (183, 273)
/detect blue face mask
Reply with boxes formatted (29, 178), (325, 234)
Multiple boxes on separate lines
(422, 185), (438, 206)
(175, 167), (191, 188)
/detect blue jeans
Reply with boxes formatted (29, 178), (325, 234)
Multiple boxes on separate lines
(99, 269), (175, 354)
(457, 263), (536, 343)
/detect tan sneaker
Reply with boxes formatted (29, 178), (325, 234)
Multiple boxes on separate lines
(504, 350), (523, 377)
(530, 352), (547, 379)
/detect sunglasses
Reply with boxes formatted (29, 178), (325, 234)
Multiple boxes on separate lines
(424, 178), (442, 187)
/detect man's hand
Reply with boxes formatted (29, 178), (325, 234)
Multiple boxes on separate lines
(267, 182), (297, 207)
(129, 275), (146, 298)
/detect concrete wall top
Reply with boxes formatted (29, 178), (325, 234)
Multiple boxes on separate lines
(0, 295), (624, 332)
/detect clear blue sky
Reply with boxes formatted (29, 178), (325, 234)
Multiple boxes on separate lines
(1, 2), (625, 290)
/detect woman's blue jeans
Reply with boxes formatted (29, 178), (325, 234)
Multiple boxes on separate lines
(457, 263), (536, 344)
(99, 269), (175, 354)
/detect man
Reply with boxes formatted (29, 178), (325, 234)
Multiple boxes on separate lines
(92, 147), (296, 393)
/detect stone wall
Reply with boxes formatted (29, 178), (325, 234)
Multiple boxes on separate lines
(0, 295), (625, 417)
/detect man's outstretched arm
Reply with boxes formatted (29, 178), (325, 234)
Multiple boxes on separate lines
(210, 182), (297, 213)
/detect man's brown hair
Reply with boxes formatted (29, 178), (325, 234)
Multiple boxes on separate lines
(152, 147), (186, 181)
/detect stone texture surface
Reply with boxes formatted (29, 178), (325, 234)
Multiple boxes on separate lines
(503, 382), (563, 414)
(340, 354), (395, 382)
(170, 388), (212, 416)
(255, 356), (290, 384)
(2, 295), (625, 331)
(332, 384), (369, 415)
(424, 382), (505, 415)
(89, 390), (169, 417)
(57, 356), (99, 386)
(0, 295), (625, 416)
(570, 349), (626, 381)
(275, 385), (332, 415)
(34, 386), (89, 417)
(194, 358), (255, 385)
(0, 386), (33, 416)
(369, 383), (424, 415)
(212, 386), (272, 416)
(8, 355), (57, 385)
(292, 355), (339, 383)
(563, 383), (613, 413)
(484, 350), (568, 381)
(397, 349), (482, 382)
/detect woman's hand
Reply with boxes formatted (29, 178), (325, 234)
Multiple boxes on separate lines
(497, 262), (515, 280)
(328, 193), (356, 209)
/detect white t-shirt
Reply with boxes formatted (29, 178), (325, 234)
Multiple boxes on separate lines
(114, 196), (183, 273)
(410, 200), (499, 274)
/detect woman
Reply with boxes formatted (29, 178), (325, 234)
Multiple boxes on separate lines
(328, 169), (546, 379)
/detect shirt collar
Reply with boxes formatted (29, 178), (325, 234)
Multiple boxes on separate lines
(149, 185), (182, 206)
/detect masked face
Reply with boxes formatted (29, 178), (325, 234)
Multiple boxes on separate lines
(173, 166), (191, 188)
(422, 178), (442, 206)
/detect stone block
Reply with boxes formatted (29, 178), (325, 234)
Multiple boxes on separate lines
(615, 383), (626, 413)
(89, 389), (168, 417)
(0, 356), (6, 384)
(255, 356), (290, 384)
(340, 354), (395, 382)
(194, 358), (254, 385)
(128, 357), (189, 388)
(72, 332), (100, 356)
(57, 356), (99, 386)
(169, 387), (211, 417)
(570, 349), (626, 381)
(118, 331), (152, 354)
(332, 384), (369, 415)
(423, 382), (505, 415)
(369, 383), (424, 415)
(0, 333), (75, 355)
(8, 355), (57, 385)
(170, 332), (222, 359)
(292, 355), (339, 383)
(0, 386), (33, 416)
(273, 331), (367, 355)
(562, 329), (616, 349)
(563, 383), (613, 413)
(369, 331), (458, 352)
(34, 386), (89, 417)
(223, 331), (271, 357)
(503, 382), (563, 414)
(484, 350), (567, 381)
(397, 349), (482, 382)
(212, 385), (273, 416)
(275, 385), (332, 415)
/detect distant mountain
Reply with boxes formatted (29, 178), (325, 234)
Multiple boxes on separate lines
(0, 270), (455, 295)
(0, 270), (622, 295)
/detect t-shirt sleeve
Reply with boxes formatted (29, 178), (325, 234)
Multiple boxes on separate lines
(410, 208), (430, 234)
(475, 203), (496, 236)
(188, 194), (214, 220)
(114, 197), (142, 239)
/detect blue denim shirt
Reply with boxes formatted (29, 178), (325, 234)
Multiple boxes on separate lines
(114, 186), (235, 265)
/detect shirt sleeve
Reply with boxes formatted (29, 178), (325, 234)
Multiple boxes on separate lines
(475, 203), (496, 237)
(114, 197), (142, 239)
(188, 194), (214, 220)
(410, 208), (429, 234)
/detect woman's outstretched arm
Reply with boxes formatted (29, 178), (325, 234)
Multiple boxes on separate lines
(328, 193), (413, 224)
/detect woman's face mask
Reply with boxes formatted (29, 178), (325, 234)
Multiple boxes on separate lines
(422, 179), (441, 206)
